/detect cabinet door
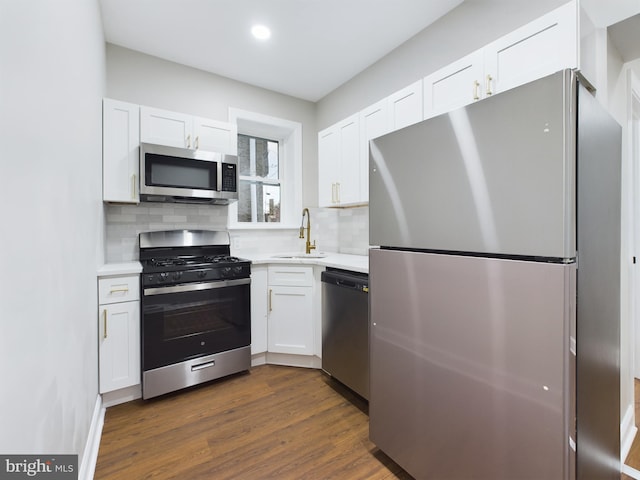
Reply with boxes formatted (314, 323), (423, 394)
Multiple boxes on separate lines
(103, 99), (140, 203)
(388, 79), (423, 130)
(268, 286), (313, 355)
(250, 265), (268, 355)
(193, 117), (238, 155)
(423, 50), (485, 120)
(99, 301), (140, 393)
(360, 99), (390, 202)
(318, 127), (339, 207)
(337, 114), (361, 205)
(485, 1), (577, 95)
(140, 106), (193, 148)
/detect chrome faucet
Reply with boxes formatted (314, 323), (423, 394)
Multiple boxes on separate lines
(299, 208), (316, 254)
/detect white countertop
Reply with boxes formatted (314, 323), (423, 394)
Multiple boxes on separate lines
(244, 252), (369, 274)
(97, 253), (368, 276)
(97, 261), (142, 277)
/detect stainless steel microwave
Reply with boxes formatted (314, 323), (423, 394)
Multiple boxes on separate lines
(139, 143), (238, 205)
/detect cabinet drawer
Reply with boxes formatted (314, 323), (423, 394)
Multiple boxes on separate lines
(99, 275), (140, 304)
(268, 266), (313, 287)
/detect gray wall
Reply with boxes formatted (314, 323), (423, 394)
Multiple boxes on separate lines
(317, 0), (567, 130)
(0, 0), (106, 470)
(106, 44), (318, 207)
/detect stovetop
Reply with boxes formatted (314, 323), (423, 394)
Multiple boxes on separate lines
(139, 229), (251, 287)
(143, 254), (245, 271)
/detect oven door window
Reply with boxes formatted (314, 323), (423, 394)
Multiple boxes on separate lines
(145, 153), (217, 190)
(142, 282), (250, 370)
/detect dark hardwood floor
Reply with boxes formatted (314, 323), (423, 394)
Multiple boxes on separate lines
(95, 364), (412, 480)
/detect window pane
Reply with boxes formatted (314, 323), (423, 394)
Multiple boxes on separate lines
(237, 134), (279, 179)
(237, 180), (281, 223)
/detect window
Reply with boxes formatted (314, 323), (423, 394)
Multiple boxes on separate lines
(237, 134), (281, 223)
(228, 108), (302, 229)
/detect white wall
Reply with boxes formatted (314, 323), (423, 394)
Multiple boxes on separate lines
(106, 45), (318, 208)
(0, 0), (105, 470)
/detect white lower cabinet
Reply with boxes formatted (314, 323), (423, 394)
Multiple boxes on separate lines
(98, 274), (140, 394)
(267, 266), (314, 356)
(250, 265), (268, 355)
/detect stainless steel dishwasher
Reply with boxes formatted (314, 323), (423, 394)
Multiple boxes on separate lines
(321, 267), (369, 400)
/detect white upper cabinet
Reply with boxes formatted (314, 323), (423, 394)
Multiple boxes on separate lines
(338, 115), (361, 205)
(388, 79), (423, 130)
(484, 1), (578, 95)
(423, 50), (485, 120)
(193, 116), (238, 155)
(141, 106), (237, 154)
(140, 106), (192, 148)
(318, 114), (362, 207)
(360, 99), (391, 202)
(423, 1), (578, 120)
(103, 98), (140, 203)
(318, 127), (340, 207)
(318, 1), (581, 207)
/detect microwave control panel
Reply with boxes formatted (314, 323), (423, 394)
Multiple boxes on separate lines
(221, 163), (237, 192)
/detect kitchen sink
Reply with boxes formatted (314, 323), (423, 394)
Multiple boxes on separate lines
(272, 253), (328, 259)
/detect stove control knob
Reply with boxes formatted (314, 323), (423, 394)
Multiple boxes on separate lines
(147, 275), (154, 284)
(197, 270), (207, 279)
(233, 266), (243, 275)
(159, 272), (168, 282)
(173, 271), (183, 281)
(222, 267), (232, 277)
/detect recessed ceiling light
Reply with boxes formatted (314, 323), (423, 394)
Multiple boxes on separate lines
(251, 24), (271, 41)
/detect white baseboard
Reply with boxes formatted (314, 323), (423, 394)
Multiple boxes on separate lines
(78, 395), (105, 480)
(102, 384), (142, 408)
(622, 463), (640, 479)
(266, 352), (321, 369)
(251, 352), (267, 367)
(622, 402), (638, 463)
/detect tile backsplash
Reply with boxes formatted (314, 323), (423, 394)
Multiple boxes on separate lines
(105, 203), (228, 262)
(105, 203), (370, 262)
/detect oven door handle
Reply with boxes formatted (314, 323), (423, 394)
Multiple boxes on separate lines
(143, 278), (251, 296)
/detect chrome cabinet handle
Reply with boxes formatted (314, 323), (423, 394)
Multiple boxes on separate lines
(268, 289), (273, 312)
(131, 173), (136, 200)
(195, 136), (199, 150)
(473, 80), (480, 101)
(486, 74), (493, 96)
(331, 183), (336, 203)
(186, 134), (191, 148)
(336, 183), (341, 203)
(103, 309), (108, 339)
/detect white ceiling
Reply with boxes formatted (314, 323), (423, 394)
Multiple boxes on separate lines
(99, 0), (463, 102)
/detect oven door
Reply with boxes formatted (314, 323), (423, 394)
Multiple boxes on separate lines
(142, 278), (251, 371)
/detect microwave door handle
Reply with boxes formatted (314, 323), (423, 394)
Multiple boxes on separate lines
(217, 160), (222, 192)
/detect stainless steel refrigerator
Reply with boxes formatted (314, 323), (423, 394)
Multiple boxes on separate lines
(368, 69), (621, 480)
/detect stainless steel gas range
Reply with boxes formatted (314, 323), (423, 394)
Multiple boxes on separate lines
(139, 229), (251, 399)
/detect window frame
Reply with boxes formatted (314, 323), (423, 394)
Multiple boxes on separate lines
(227, 108), (302, 230)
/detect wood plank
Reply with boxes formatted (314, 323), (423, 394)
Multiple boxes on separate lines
(95, 364), (409, 479)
